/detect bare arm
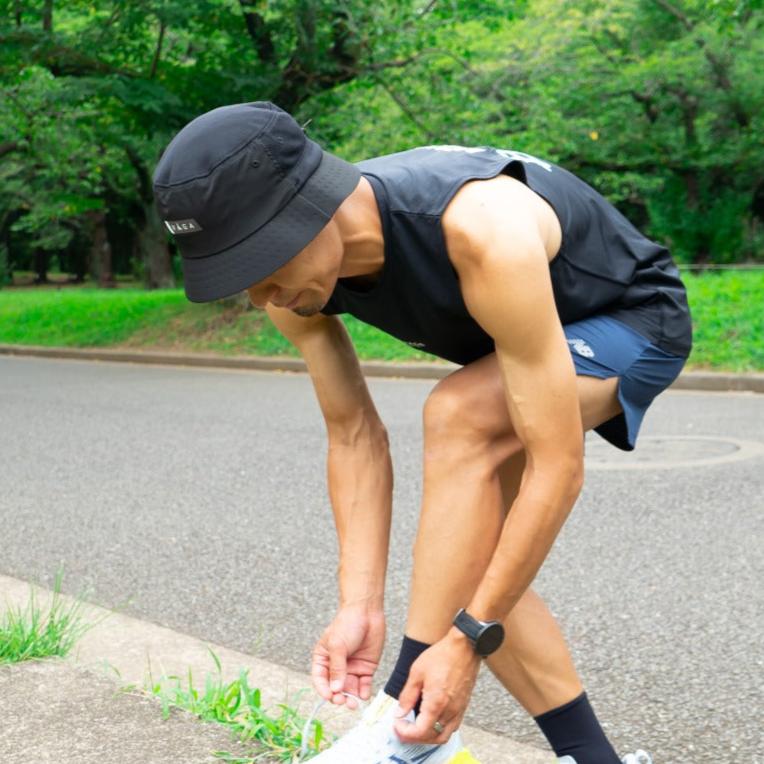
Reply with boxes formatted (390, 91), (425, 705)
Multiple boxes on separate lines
(264, 304), (393, 611)
(443, 179), (585, 622)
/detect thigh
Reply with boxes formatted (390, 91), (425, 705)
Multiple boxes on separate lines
(440, 314), (686, 455)
(429, 351), (623, 449)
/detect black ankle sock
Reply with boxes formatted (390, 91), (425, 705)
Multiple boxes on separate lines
(534, 691), (620, 764)
(383, 635), (431, 702)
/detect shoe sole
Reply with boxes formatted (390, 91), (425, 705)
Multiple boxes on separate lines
(447, 750), (481, 764)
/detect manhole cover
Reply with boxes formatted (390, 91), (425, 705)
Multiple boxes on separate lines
(585, 435), (764, 470)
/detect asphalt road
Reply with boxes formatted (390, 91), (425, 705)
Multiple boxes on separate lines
(1, 356), (762, 763)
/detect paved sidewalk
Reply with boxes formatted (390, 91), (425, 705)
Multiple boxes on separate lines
(0, 660), (250, 764)
(0, 573), (554, 764)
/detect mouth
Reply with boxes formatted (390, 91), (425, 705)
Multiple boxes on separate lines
(285, 292), (302, 310)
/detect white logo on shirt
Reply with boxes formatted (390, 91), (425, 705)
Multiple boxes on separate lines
(567, 338), (595, 358)
(419, 145), (553, 172)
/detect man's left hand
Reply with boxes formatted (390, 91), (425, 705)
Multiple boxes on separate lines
(393, 628), (481, 744)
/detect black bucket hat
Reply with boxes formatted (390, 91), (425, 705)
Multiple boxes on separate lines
(152, 101), (361, 302)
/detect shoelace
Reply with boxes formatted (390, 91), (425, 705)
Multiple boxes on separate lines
(299, 691), (368, 760)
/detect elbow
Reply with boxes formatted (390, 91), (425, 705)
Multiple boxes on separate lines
(527, 450), (583, 502)
(328, 415), (389, 449)
(546, 452), (584, 502)
(571, 460), (584, 499)
(565, 453), (585, 501)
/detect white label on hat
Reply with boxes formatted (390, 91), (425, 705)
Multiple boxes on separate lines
(164, 218), (203, 234)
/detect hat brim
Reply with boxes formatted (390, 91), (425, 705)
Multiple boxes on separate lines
(180, 151), (361, 303)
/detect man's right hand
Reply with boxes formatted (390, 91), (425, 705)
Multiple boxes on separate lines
(311, 606), (386, 708)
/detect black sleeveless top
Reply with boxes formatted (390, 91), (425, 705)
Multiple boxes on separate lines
(320, 146), (692, 365)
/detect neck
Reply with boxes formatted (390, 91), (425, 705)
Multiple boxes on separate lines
(334, 176), (385, 279)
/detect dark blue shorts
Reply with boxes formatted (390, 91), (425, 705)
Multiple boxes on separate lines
(563, 315), (688, 451)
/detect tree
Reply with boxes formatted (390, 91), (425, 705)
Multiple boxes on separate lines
(1, 0), (761, 285)
(0, 0), (524, 285)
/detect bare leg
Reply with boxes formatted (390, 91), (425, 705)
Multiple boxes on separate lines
(404, 355), (620, 715)
(487, 451), (583, 716)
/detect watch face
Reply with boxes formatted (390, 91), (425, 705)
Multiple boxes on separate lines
(476, 622), (505, 656)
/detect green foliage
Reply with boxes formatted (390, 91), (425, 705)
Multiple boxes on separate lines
(308, 0), (764, 264)
(146, 648), (327, 761)
(0, 0), (762, 289)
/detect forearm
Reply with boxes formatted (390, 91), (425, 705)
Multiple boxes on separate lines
(467, 459), (583, 622)
(327, 418), (393, 611)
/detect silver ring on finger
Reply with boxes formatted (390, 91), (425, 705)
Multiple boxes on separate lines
(433, 720), (445, 734)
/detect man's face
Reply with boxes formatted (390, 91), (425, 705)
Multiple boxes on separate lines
(246, 217), (343, 317)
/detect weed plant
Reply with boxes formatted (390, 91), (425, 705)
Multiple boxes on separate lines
(0, 569), (100, 664)
(145, 647), (327, 762)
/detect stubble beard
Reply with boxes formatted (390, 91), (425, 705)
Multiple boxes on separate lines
(293, 303), (324, 318)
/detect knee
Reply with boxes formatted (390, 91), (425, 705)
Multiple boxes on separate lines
(422, 384), (459, 437)
(422, 378), (520, 464)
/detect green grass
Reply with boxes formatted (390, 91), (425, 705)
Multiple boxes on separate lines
(142, 647), (328, 762)
(0, 285), (437, 362)
(684, 271), (764, 372)
(0, 569), (100, 664)
(1, 270), (763, 370)
(0, 287), (190, 347)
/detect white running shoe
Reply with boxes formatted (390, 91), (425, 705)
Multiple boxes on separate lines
(306, 689), (479, 763)
(621, 751), (653, 764)
(558, 751), (653, 764)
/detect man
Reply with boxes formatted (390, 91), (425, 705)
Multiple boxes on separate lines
(153, 101), (691, 764)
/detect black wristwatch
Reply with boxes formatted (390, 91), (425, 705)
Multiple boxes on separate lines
(452, 608), (505, 657)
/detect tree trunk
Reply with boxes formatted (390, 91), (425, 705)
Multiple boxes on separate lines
(239, 0), (276, 63)
(14, 0), (22, 27)
(0, 243), (8, 286)
(88, 210), (115, 287)
(0, 210), (10, 286)
(140, 200), (174, 289)
(33, 248), (49, 283)
(123, 143), (174, 289)
(42, 0), (53, 32)
(149, 19), (166, 79)
(682, 171), (711, 265)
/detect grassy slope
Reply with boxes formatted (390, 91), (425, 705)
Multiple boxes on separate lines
(1, 271), (762, 370)
(682, 271), (764, 371)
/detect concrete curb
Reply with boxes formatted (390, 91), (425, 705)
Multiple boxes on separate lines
(1, 342), (763, 392)
(0, 343), (455, 379)
(0, 574), (553, 763)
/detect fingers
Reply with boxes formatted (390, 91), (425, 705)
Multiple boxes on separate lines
(310, 649), (332, 701)
(327, 634), (348, 703)
(395, 674), (422, 717)
(311, 634), (349, 704)
(344, 674), (360, 709)
(311, 646), (374, 709)
(394, 690), (458, 745)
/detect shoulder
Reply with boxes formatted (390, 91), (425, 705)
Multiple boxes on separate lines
(441, 174), (549, 274)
